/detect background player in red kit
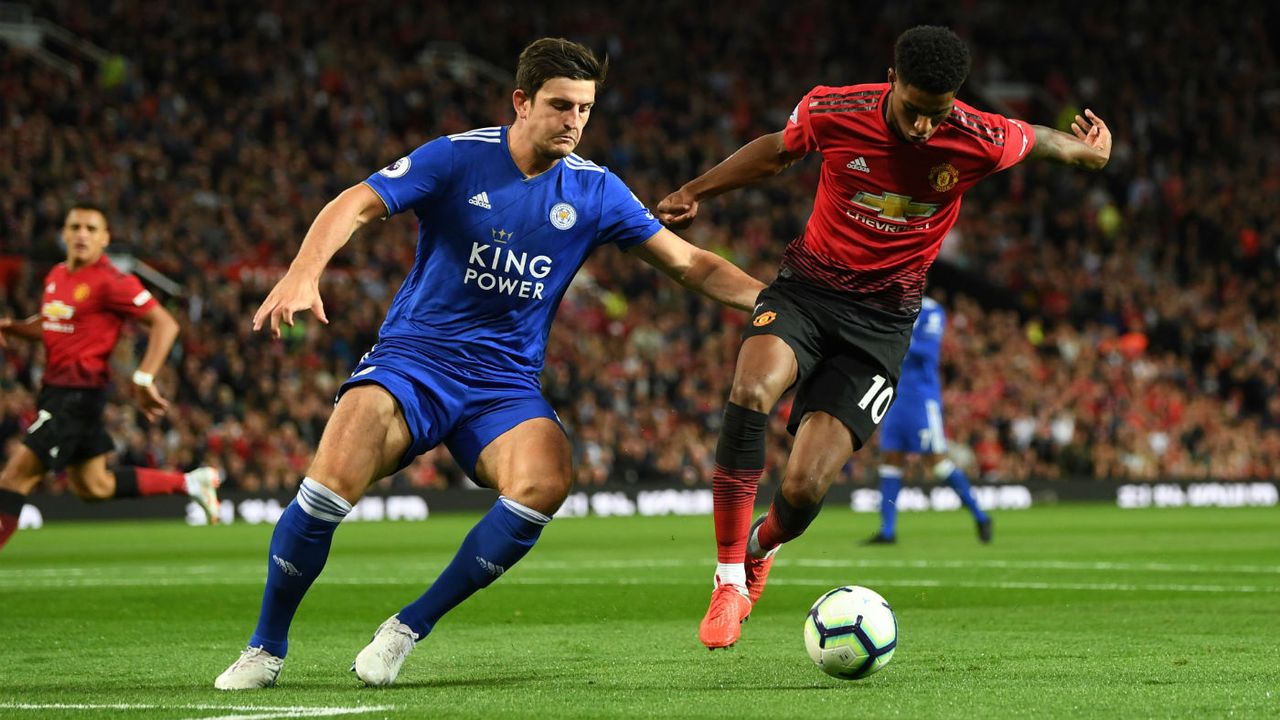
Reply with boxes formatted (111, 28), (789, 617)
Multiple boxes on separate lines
(0, 203), (222, 552)
(656, 26), (1112, 649)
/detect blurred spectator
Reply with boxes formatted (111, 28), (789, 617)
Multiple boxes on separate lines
(2, 0), (1277, 491)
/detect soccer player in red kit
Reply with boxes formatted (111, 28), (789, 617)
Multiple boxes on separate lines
(0, 203), (222, 552)
(656, 26), (1112, 649)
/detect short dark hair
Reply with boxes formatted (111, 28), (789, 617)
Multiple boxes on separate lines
(515, 37), (608, 99)
(65, 201), (110, 229)
(893, 26), (970, 95)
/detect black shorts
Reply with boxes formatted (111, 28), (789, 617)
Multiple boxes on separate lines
(22, 386), (115, 472)
(742, 276), (913, 450)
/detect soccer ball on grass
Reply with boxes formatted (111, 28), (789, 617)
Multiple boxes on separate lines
(803, 585), (897, 679)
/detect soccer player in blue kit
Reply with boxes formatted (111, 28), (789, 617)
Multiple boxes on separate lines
(214, 38), (765, 690)
(866, 294), (991, 545)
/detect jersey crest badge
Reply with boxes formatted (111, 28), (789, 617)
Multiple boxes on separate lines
(753, 310), (777, 327)
(550, 202), (577, 230)
(929, 163), (959, 192)
(74, 283), (91, 302)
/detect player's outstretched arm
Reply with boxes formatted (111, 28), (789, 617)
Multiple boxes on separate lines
(132, 304), (180, 421)
(628, 228), (766, 312)
(1029, 109), (1111, 170)
(253, 183), (388, 338)
(0, 315), (42, 348)
(656, 131), (805, 229)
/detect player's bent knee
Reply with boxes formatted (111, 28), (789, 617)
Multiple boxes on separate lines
(780, 474), (828, 507)
(73, 475), (114, 502)
(300, 470), (367, 506)
(501, 476), (571, 516)
(728, 380), (778, 413)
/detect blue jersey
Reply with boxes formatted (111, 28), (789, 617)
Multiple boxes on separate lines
(363, 126), (662, 376)
(896, 297), (944, 401)
(879, 297), (946, 454)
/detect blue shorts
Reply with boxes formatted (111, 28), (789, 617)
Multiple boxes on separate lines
(878, 393), (947, 455)
(337, 342), (562, 480)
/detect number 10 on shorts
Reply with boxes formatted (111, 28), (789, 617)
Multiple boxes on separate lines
(858, 375), (895, 424)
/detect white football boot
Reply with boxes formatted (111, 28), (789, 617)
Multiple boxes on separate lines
(352, 615), (420, 686)
(185, 466), (223, 523)
(215, 646), (284, 690)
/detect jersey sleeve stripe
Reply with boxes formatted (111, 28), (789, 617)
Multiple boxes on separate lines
(448, 127), (501, 138)
(947, 109), (1007, 145)
(563, 156), (605, 172)
(447, 127), (502, 142)
(945, 117), (1005, 147)
(809, 90), (881, 101)
(809, 97), (877, 108)
(811, 106), (878, 115)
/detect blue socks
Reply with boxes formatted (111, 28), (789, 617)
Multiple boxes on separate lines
(248, 478), (351, 658)
(396, 497), (550, 638)
(942, 465), (989, 524)
(877, 465), (903, 538)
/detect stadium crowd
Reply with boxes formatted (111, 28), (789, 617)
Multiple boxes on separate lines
(2, 0), (1277, 493)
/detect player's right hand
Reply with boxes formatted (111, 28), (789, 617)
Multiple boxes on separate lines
(656, 188), (700, 230)
(252, 272), (329, 339)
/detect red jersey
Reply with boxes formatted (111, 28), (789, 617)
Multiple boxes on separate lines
(40, 255), (157, 388)
(781, 83), (1035, 316)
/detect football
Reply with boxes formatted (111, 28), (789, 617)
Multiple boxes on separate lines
(803, 585), (898, 679)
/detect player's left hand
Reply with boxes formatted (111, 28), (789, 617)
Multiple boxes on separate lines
(134, 382), (170, 422)
(1072, 109), (1111, 167)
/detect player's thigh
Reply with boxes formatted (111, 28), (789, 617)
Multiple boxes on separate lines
(782, 411), (856, 506)
(65, 453), (114, 501)
(728, 335), (800, 411)
(0, 443), (48, 494)
(473, 418), (572, 516)
(308, 383), (412, 503)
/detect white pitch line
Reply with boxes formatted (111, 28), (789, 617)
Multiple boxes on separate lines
(0, 703), (393, 719)
(500, 576), (1280, 594)
(782, 558), (1280, 575)
(5, 550), (1274, 573)
(3, 573), (1276, 594)
(5, 556), (1280, 580)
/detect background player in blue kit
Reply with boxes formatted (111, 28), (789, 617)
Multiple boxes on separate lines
(867, 293), (992, 545)
(214, 37), (765, 690)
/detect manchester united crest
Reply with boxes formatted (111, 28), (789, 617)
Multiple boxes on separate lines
(928, 163), (960, 192)
(753, 311), (777, 327)
(74, 283), (91, 302)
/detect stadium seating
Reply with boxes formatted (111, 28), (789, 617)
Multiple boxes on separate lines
(2, 1), (1277, 492)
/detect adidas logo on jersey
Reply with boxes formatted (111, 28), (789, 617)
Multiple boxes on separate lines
(468, 192), (492, 210)
(847, 156), (870, 173)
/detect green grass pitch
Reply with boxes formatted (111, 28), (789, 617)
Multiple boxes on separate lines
(2, 503), (1278, 719)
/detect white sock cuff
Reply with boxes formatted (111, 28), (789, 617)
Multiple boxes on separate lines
(932, 459), (957, 480)
(715, 563), (747, 589)
(879, 465), (903, 479)
(499, 496), (552, 525)
(297, 477), (353, 522)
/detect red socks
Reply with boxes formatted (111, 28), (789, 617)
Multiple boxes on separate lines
(712, 465), (763, 563)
